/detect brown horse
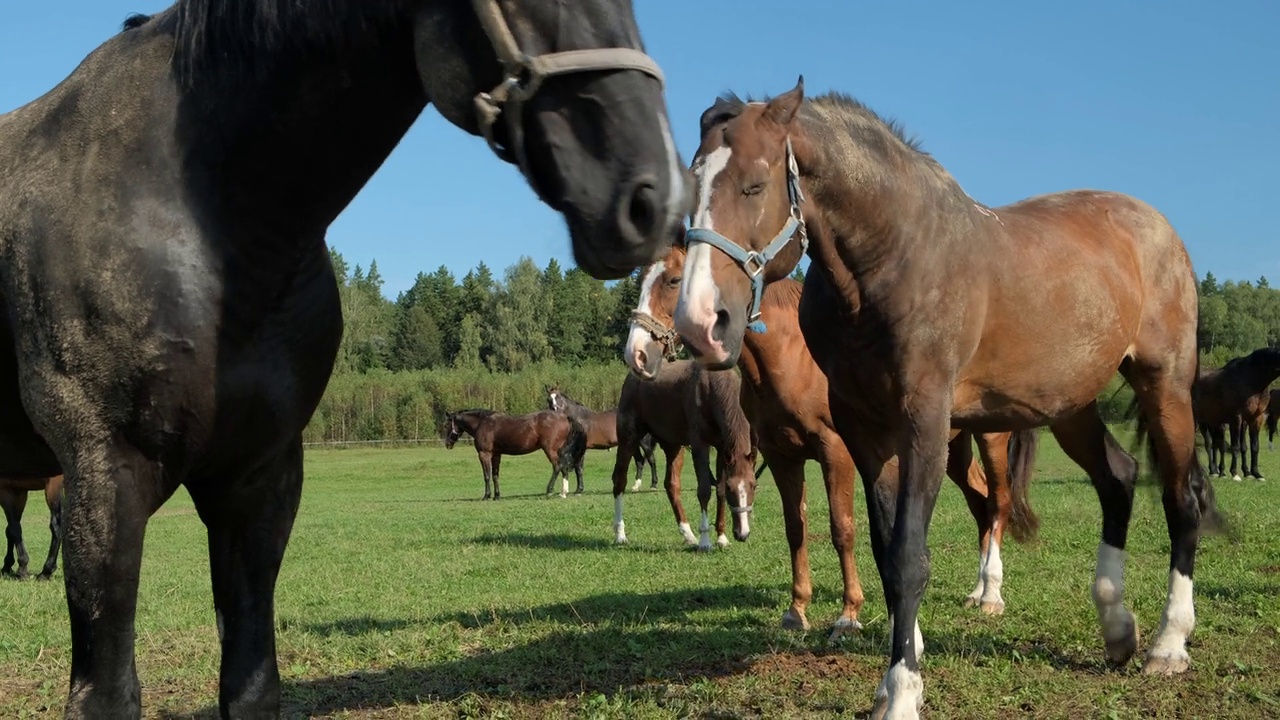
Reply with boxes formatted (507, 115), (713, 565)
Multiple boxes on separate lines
(627, 247), (1039, 640)
(1192, 348), (1280, 480)
(1, 475), (64, 580)
(544, 385), (659, 489)
(443, 409), (586, 500)
(610, 359), (757, 549)
(1267, 388), (1280, 450)
(675, 79), (1223, 717)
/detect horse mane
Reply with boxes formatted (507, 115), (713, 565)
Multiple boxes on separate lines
(171, 0), (407, 85)
(454, 408), (497, 418)
(761, 277), (804, 311)
(121, 13), (152, 32)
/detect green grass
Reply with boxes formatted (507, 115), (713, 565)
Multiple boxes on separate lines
(1, 434), (1278, 719)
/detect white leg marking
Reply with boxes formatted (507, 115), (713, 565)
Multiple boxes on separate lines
(1144, 570), (1194, 674)
(871, 660), (924, 720)
(678, 521), (697, 545)
(965, 548), (988, 606)
(886, 615), (925, 660)
(560, 477), (568, 498)
(698, 510), (712, 551)
(613, 496), (627, 544)
(716, 532), (729, 548)
(631, 477), (642, 492)
(1092, 542), (1139, 664)
(979, 541), (1005, 612)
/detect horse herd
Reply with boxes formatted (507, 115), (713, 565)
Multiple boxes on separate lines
(0, 0), (1269, 717)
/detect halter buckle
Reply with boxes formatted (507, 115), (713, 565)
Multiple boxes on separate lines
(742, 252), (767, 279)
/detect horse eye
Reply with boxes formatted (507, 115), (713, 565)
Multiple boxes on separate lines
(666, 275), (682, 287)
(742, 183), (764, 196)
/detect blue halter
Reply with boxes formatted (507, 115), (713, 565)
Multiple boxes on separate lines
(685, 137), (807, 334)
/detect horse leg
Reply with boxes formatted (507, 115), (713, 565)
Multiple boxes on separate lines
(647, 440), (659, 489)
(479, 451), (494, 500)
(1227, 419), (1242, 481)
(712, 450), (729, 549)
(64, 443), (170, 718)
(1048, 403), (1140, 668)
(1212, 424), (1227, 478)
(1129, 369), (1212, 675)
(188, 438), (304, 718)
(691, 443), (721, 548)
(662, 445), (696, 545)
(611, 435), (637, 543)
(574, 453), (585, 495)
(1198, 424), (1216, 477)
(489, 454), (505, 501)
(871, 393), (950, 720)
(38, 482), (63, 580)
(814, 434), (865, 642)
(972, 432), (1014, 615)
(945, 432), (994, 612)
(770, 455), (813, 630)
(1247, 420), (1264, 480)
(1, 487), (29, 578)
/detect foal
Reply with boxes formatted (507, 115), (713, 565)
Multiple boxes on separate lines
(443, 409), (586, 499)
(627, 247), (1038, 640)
(1, 474), (64, 580)
(610, 360), (757, 550)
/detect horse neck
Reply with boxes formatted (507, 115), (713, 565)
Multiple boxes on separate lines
(739, 303), (800, 397)
(171, 9), (427, 242)
(457, 412), (489, 435)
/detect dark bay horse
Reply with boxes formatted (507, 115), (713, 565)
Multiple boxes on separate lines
(544, 385), (658, 488)
(1, 474), (64, 580)
(443, 409), (586, 499)
(610, 359), (757, 550)
(627, 247), (1039, 641)
(675, 79), (1223, 717)
(1193, 348), (1280, 480)
(0, 2), (689, 715)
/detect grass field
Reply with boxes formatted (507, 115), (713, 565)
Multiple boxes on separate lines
(1, 433), (1278, 719)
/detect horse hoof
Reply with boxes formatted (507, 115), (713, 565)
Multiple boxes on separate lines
(962, 594), (981, 609)
(1142, 649), (1190, 675)
(696, 540), (713, 552)
(869, 687), (922, 720)
(980, 600), (1005, 616)
(780, 608), (810, 631)
(715, 534), (730, 549)
(36, 573), (53, 582)
(1232, 475), (1242, 482)
(827, 616), (863, 645)
(1103, 612), (1140, 667)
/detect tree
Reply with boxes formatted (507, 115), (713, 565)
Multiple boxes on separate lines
(454, 313), (486, 370)
(388, 303), (442, 370)
(330, 250), (394, 373)
(486, 257), (552, 372)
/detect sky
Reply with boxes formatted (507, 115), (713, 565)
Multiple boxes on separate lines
(2, 1), (1277, 300)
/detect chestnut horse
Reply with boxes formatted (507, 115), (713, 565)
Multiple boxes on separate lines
(544, 385), (659, 488)
(1, 474), (64, 580)
(443, 409), (586, 500)
(610, 360), (757, 549)
(627, 248), (1039, 641)
(1193, 348), (1280, 480)
(675, 79), (1224, 717)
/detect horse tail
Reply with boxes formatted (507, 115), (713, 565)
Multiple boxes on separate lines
(558, 416), (588, 476)
(1005, 429), (1041, 544)
(1127, 345), (1232, 540)
(1266, 407), (1278, 445)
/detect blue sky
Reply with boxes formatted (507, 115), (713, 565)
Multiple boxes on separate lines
(3, 1), (1276, 299)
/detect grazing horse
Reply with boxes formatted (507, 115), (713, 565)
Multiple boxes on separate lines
(1, 475), (64, 580)
(1193, 348), (1280, 480)
(544, 385), (659, 488)
(626, 248), (1039, 640)
(674, 79), (1223, 718)
(611, 360), (757, 549)
(0, 3), (688, 715)
(443, 409), (586, 499)
(1268, 388), (1280, 450)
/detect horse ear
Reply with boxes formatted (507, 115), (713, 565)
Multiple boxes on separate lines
(699, 96), (739, 139)
(762, 75), (805, 128)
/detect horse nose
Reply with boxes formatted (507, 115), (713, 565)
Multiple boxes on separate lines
(617, 174), (662, 250)
(631, 347), (653, 378)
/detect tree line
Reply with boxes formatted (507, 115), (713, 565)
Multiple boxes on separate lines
(315, 248), (1278, 443)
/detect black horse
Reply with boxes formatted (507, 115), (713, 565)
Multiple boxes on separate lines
(0, 2), (689, 717)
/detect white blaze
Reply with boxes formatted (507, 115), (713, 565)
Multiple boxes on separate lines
(624, 260), (666, 371)
(678, 146), (733, 327)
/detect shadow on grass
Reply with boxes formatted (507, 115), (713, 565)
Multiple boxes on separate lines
(471, 530), (680, 553)
(156, 586), (1120, 718)
(290, 615), (418, 637)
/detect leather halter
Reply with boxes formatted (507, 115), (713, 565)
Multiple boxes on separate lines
(629, 308), (682, 361)
(684, 137), (807, 333)
(470, 0), (666, 187)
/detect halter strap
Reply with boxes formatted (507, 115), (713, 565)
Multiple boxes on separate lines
(629, 309), (683, 361)
(684, 137), (807, 334)
(470, 0), (666, 188)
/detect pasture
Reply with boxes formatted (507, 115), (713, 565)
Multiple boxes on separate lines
(2, 435), (1277, 719)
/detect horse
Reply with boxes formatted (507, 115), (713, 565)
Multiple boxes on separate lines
(544, 384), (659, 489)
(673, 78), (1224, 718)
(1, 474), (64, 580)
(0, 2), (689, 714)
(610, 359), (757, 550)
(1192, 348), (1280, 480)
(626, 247), (1039, 641)
(1268, 388), (1280, 450)
(443, 409), (587, 500)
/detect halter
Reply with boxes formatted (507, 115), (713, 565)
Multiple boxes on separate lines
(684, 137), (807, 333)
(470, 0), (667, 188)
(629, 309), (683, 361)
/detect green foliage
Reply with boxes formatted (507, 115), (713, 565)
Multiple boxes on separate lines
(1199, 275), (1280, 364)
